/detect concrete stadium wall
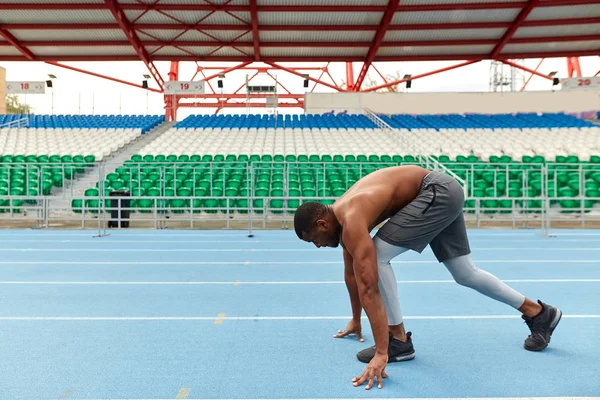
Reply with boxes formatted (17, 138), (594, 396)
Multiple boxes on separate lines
(304, 91), (600, 115)
(0, 66), (6, 114)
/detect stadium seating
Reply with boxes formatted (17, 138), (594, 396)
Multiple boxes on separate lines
(0, 115), (164, 207)
(0, 114), (164, 133)
(75, 112), (600, 216)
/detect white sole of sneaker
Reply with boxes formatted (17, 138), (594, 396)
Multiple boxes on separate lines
(390, 351), (416, 362)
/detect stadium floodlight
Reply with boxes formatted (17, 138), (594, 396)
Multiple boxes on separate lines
(48, 74), (57, 79)
(143, 74), (151, 79)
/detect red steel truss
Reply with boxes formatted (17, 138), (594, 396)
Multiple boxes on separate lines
(0, 1), (598, 117)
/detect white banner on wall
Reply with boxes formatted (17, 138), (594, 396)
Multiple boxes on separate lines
(164, 81), (205, 95)
(5, 81), (46, 94)
(560, 77), (600, 92)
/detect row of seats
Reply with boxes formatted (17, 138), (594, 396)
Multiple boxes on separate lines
(176, 114), (375, 129)
(0, 128), (141, 160)
(140, 126), (600, 162)
(174, 113), (593, 130)
(0, 115), (164, 133)
(70, 151), (600, 216)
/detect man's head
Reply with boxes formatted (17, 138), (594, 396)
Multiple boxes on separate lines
(294, 202), (341, 248)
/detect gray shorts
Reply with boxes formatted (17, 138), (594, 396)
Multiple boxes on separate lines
(374, 171), (471, 262)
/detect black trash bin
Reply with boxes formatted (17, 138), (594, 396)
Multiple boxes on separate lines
(108, 190), (130, 228)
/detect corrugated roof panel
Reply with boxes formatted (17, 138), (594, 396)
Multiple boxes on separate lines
(29, 46), (137, 56)
(11, 30), (128, 41)
(384, 28), (505, 41)
(137, 30), (186, 42)
(119, 0), (247, 4)
(177, 30), (253, 42)
(393, 8), (520, 24)
(528, 4), (600, 20)
(403, 0), (525, 4)
(1, 0), (102, 3)
(260, 30), (374, 42)
(514, 23), (600, 38)
(208, 47), (254, 57)
(257, 0), (388, 5)
(0, 10), (116, 23)
(0, 47), (23, 56)
(376, 44), (493, 56)
(133, 10), (213, 24)
(203, 11), (251, 25)
(503, 41), (600, 54)
(259, 12), (383, 25)
(261, 47), (368, 57)
(150, 46), (201, 57)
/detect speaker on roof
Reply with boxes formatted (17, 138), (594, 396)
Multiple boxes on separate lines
(552, 78), (560, 86)
(218, 80), (223, 89)
(142, 80), (148, 89)
(46, 80), (53, 88)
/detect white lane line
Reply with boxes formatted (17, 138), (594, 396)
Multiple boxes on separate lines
(0, 315), (598, 321)
(1, 260), (599, 265)
(2, 239), (600, 244)
(4, 247), (600, 252)
(64, 398), (600, 400)
(1, 279), (598, 285)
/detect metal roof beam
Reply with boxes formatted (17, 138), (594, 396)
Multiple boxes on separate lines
(4, 17), (600, 31)
(5, 35), (598, 48)
(249, 0), (260, 61)
(2, 50), (599, 62)
(0, 27), (35, 60)
(0, 1), (597, 11)
(491, 0), (539, 59)
(354, 0), (401, 91)
(104, 0), (164, 91)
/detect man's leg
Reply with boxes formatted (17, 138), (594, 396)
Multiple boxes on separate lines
(373, 236), (410, 341)
(442, 254), (562, 351)
(356, 237), (416, 363)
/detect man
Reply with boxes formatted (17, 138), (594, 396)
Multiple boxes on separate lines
(293, 165), (561, 390)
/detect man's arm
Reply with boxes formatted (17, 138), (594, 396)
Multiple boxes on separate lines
(342, 214), (389, 357)
(343, 248), (363, 321)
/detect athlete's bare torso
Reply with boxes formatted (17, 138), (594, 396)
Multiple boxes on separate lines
(332, 165), (430, 245)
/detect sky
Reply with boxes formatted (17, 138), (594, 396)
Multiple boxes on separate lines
(1, 56), (599, 120)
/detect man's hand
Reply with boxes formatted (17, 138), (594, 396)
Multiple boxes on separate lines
(352, 353), (389, 390)
(333, 318), (364, 342)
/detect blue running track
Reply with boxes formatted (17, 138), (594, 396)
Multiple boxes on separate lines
(0, 229), (598, 400)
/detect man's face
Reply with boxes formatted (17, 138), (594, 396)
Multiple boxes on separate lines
(302, 219), (340, 248)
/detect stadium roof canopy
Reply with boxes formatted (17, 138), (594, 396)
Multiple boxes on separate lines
(0, 0), (598, 64)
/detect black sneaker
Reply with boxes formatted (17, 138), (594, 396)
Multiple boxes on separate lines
(522, 300), (562, 351)
(357, 332), (415, 363)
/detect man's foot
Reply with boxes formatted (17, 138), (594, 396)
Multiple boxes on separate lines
(357, 332), (415, 363)
(522, 300), (562, 351)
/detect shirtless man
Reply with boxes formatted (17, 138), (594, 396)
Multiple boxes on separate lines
(293, 166), (562, 390)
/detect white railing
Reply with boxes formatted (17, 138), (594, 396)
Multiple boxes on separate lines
(363, 108), (467, 192)
(0, 117), (29, 129)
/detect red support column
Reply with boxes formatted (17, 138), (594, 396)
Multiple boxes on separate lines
(345, 62), (354, 91)
(354, 0), (401, 90)
(165, 61), (179, 122)
(567, 57), (582, 77)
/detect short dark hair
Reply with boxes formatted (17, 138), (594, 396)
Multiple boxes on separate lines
(294, 202), (327, 239)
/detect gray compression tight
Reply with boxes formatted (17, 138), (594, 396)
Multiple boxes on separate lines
(373, 236), (526, 326)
